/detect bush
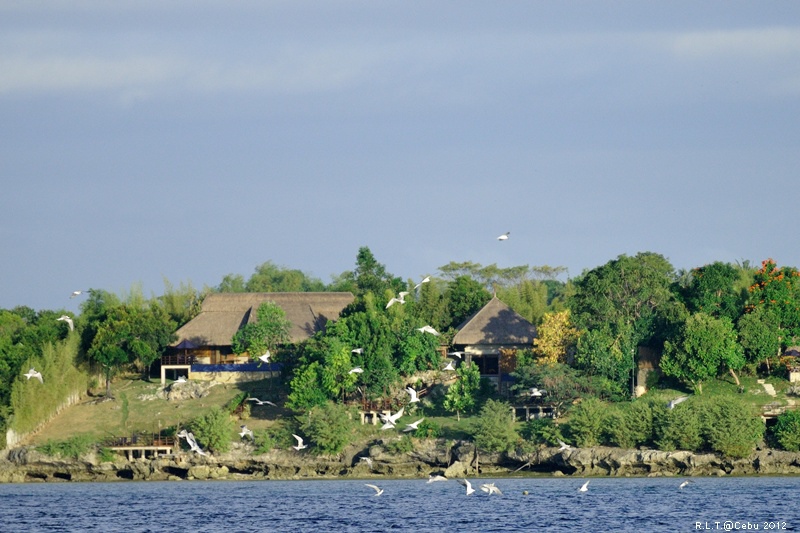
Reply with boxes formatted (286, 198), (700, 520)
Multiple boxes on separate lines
(521, 418), (565, 446)
(412, 419), (442, 439)
(605, 399), (655, 449)
(37, 434), (95, 459)
(772, 410), (800, 451)
(189, 406), (234, 454)
(384, 435), (414, 454)
(567, 397), (607, 447)
(472, 399), (518, 453)
(300, 401), (354, 455)
(652, 402), (703, 452)
(700, 396), (764, 458)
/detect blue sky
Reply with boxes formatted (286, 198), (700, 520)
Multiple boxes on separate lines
(2, 1), (799, 312)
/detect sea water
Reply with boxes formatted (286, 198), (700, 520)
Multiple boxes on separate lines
(1, 476), (799, 532)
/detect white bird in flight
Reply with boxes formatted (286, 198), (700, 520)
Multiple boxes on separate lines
(497, 232), (510, 241)
(57, 315), (74, 331)
(365, 483), (384, 496)
(175, 376), (187, 383)
(579, 480), (590, 492)
(417, 325), (440, 336)
(447, 351), (464, 359)
(679, 480), (692, 489)
(529, 387), (545, 397)
(442, 361), (456, 371)
(239, 425), (254, 440)
(403, 418), (424, 433)
(667, 396), (689, 409)
(480, 483), (503, 495)
(427, 474), (448, 483)
(351, 348), (363, 354)
(557, 439), (571, 451)
(70, 290), (86, 298)
(247, 397), (277, 406)
(380, 421), (396, 431)
(177, 430), (207, 456)
(386, 291), (409, 308)
(414, 276), (431, 290)
(458, 479), (476, 495)
(359, 456), (373, 468)
(379, 407), (404, 426)
(349, 367), (364, 374)
(258, 351), (271, 364)
(405, 386), (420, 403)
(24, 368), (43, 383)
(292, 434), (307, 451)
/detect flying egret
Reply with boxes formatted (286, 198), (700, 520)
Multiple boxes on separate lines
(442, 361), (456, 371)
(380, 421), (396, 431)
(70, 290), (86, 298)
(292, 434), (307, 451)
(557, 439), (571, 452)
(458, 479), (475, 495)
(175, 376), (187, 384)
(417, 325), (440, 336)
(56, 315), (74, 331)
(447, 351), (464, 359)
(24, 368), (43, 383)
(679, 480), (692, 489)
(386, 291), (409, 308)
(579, 480), (590, 492)
(365, 483), (384, 496)
(427, 474), (448, 483)
(480, 483), (503, 495)
(529, 387), (545, 397)
(359, 456), (373, 468)
(239, 425), (254, 440)
(351, 348), (364, 354)
(497, 232), (510, 241)
(414, 276), (431, 290)
(379, 407), (404, 426)
(349, 367), (364, 374)
(247, 397), (277, 406)
(258, 351), (271, 364)
(403, 418), (424, 433)
(405, 386), (420, 403)
(667, 396), (689, 409)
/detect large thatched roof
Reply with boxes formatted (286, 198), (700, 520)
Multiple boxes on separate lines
(173, 292), (354, 347)
(452, 296), (536, 346)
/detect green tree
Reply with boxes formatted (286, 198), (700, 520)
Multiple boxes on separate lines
(444, 275), (491, 329)
(472, 399), (517, 453)
(569, 252), (680, 397)
(443, 363), (481, 421)
(286, 361), (328, 411)
(532, 310), (580, 364)
(738, 306), (782, 370)
(245, 261), (326, 292)
(772, 410), (800, 451)
(231, 301), (291, 359)
(189, 406), (234, 454)
(700, 396), (764, 458)
(300, 401), (355, 455)
(679, 262), (748, 322)
(652, 401), (703, 451)
(217, 273), (246, 293)
(567, 397), (608, 447)
(661, 313), (745, 392)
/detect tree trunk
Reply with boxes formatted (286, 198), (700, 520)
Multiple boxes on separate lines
(729, 367), (741, 386)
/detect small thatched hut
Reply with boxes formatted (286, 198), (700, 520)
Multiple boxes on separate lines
(451, 296), (537, 395)
(169, 292), (354, 364)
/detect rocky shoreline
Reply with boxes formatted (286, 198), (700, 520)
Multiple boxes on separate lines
(2, 440), (800, 483)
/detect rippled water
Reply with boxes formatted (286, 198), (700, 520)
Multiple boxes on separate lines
(1, 476), (799, 532)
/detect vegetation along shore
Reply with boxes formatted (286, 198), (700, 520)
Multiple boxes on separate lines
(3, 248), (800, 482)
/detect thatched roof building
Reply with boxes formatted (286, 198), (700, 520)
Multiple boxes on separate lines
(451, 296), (536, 395)
(452, 296), (536, 348)
(172, 292), (354, 355)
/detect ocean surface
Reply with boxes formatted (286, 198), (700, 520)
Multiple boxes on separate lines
(1, 476), (799, 532)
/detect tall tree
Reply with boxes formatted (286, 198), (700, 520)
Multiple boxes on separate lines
(245, 261), (325, 292)
(532, 310), (581, 364)
(744, 258), (800, 359)
(443, 363), (481, 421)
(569, 252), (680, 397)
(660, 313), (745, 392)
(678, 261), (747, 322)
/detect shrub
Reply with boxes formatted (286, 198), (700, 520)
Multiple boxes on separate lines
(521, 418), (565, 446)
(412, 419), (442, 439)
(772, 410), (800, 451)
(37, 434), (95, 459)
(700, 396), (764, 458)
(652, 402), (703, 452)
(189, 406), (234, 454)
(472, 399), (518, 453)
(567, 397), (607, 447)
(605, 399), (655, 449)
(300, 401), (355, 455)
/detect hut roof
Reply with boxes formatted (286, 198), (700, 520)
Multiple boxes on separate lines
(173, 292), (354, 347)
(452, 296), (536, 346)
